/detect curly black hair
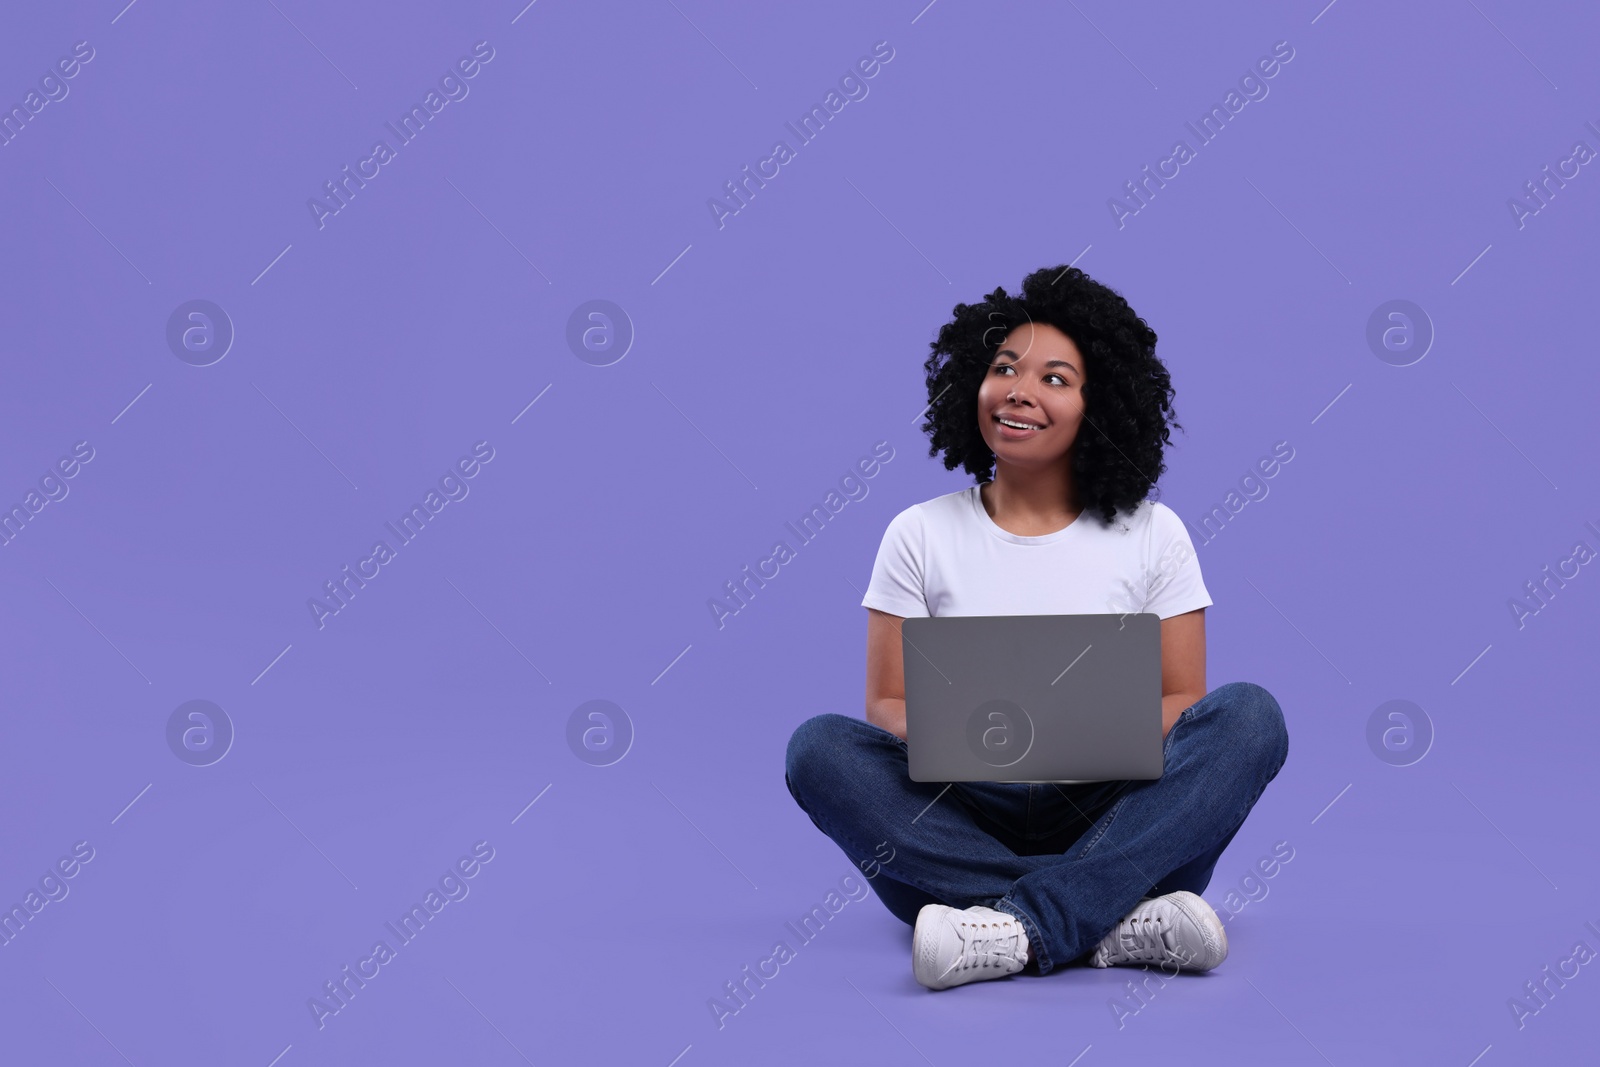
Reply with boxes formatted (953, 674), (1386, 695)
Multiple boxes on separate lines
(919, 264), (1181, 526)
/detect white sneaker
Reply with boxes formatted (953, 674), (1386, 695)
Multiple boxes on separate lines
(912, 904), (1030, 990)
(1090, 891), (1228, 972)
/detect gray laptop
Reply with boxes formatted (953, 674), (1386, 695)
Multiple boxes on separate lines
(902, 613), (1164, 783)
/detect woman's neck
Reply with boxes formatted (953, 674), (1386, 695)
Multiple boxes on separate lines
(981, 462), (1081, 535)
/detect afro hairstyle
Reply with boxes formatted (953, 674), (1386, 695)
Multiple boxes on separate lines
(918, 264), (1182, 527)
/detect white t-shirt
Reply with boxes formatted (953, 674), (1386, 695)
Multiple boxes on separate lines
(861, 484), (1212, 620)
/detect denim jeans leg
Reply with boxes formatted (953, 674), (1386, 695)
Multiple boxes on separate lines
(992, 681), (1289, 974)
(1149, 821), (1247, 897)
(785, 713), (1059, 927)
(856, 869), (942, 926)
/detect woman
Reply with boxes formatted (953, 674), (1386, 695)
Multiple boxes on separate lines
(784, 265), (1289, 991)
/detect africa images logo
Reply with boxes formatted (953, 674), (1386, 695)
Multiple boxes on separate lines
(307, 442), (495, 629)
(306, 41), (496, 230)
(708, 441), (895, 629)
(1107, 39), (1296, 229)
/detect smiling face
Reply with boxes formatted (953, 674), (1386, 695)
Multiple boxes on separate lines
(977, 322), (1089, 467)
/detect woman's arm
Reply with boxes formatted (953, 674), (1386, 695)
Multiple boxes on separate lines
(1160, 607), (1207, 739)
(865, 607), (909, 740)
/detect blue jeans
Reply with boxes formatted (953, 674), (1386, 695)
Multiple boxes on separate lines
(783, 681), (1289, 975)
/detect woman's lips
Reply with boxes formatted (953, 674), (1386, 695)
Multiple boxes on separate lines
(995, 415), (1045, 439)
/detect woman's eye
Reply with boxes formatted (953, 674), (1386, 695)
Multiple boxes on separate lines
(993, 364), (1069, 386)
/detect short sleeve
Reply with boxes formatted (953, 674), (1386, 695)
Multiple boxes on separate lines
(861, 506), (929, 618)
(1141, 503), (1213, 619)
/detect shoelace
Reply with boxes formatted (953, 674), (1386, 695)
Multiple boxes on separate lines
(950, 922), (1022, 975)
(1106, 914), (1174, 965)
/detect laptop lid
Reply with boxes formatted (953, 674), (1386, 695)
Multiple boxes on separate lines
(901, 613), (1164, 783)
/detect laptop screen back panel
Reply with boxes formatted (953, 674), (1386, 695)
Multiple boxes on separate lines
(902, 613), (1163, 783)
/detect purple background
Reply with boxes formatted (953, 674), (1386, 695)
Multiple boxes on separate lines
(2, 1), (1597, 1064)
